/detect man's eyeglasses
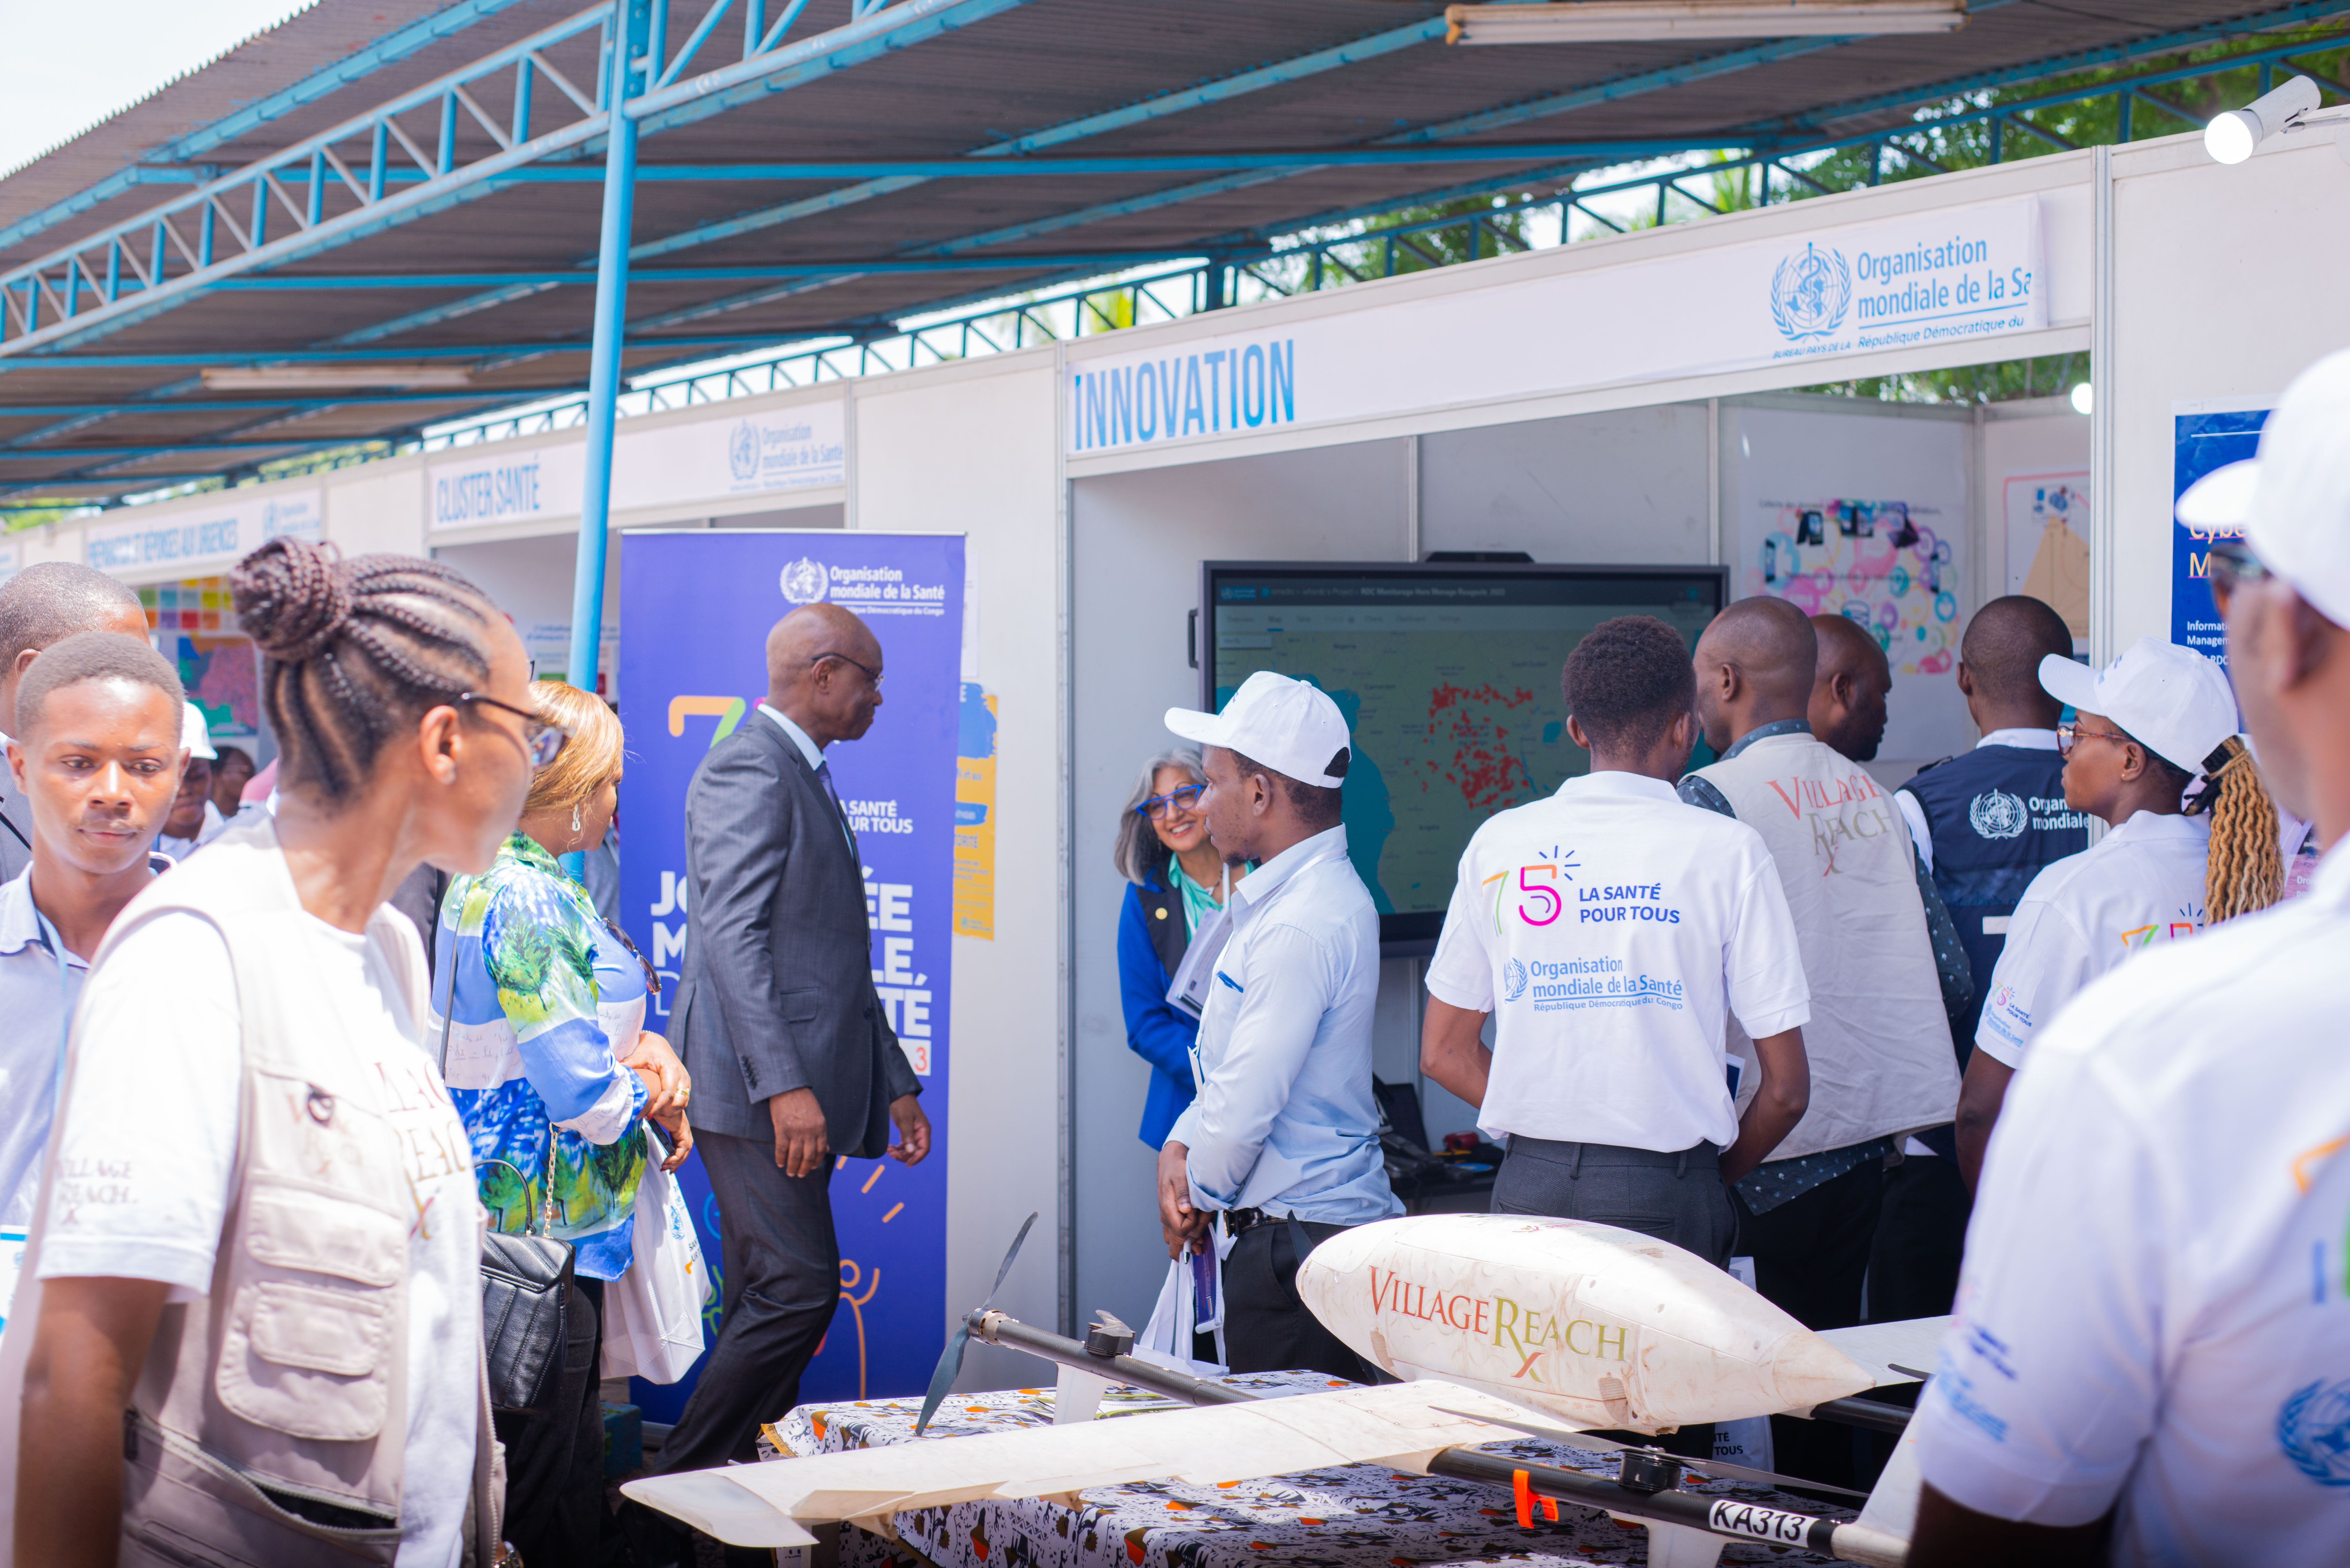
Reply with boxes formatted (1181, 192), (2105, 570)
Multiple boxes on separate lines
(2205, 539), (2274, 608)
(457, 691), (567, 768)
(1136, 784), (1205, 821)
(811, 651), (883, 688)
(2056, 721), (2133, 758)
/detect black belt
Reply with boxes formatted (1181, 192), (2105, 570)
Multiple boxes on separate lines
(1224, 1207), (1290, 1236)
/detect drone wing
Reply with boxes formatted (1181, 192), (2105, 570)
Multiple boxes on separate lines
(622, 1380), (1537, 1547)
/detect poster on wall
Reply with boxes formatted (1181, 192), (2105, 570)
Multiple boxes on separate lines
(1726, 405), (1972, 764)
(2173, 401), (2269, 669)
(2002, 471), (2090, 644)
(618, 530), (964, 1419)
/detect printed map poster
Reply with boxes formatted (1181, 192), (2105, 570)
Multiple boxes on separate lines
(618, 529), (964, 1416)
(1724, 403), (1973, 766)
(2173, 400), (2269, 670)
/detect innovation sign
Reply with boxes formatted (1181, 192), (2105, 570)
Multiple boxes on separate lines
(86, 489), (322, 576)
(1067, 197), (2044, 456)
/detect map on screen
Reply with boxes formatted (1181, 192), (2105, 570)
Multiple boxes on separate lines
(1207, 568), (1722, 931)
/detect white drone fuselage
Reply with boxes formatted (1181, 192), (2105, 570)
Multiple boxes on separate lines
(1297, 1213), (1877, 1432)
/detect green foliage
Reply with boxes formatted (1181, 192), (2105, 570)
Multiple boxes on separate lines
(1801, 352), (2086, 407)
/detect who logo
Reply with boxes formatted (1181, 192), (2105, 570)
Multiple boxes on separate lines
(728, 418), (761, 482)
(1770, 243), (1852, 342)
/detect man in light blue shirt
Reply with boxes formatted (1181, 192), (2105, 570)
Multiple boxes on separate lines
(0, 633), (186, 1333)
(1160, 671), (1400, 1378)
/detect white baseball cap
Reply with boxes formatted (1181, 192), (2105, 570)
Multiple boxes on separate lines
(1165, 671), (1350, 788)
(2037, 637), (2239, 777)
(2175, 347), (2350, 628)
(181, 701), (217, 761)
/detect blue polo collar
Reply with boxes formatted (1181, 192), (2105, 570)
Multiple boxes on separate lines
(1720, 717), (1812, 762)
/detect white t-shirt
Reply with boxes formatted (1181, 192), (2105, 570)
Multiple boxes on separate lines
(1974, 811), (2210, 1070)
(39, 911), (480, 1568)
(1913, 844), (2350, 1562)
(1424, 772), (1810, 1152)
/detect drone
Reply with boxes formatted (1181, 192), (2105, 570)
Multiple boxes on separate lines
(626, 1213), (1941, 1567)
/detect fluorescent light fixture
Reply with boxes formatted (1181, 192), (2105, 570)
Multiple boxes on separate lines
(1444, 0), (1968, 45)
(2204, 75), (2322, 164)
(201, 364), (478, 391)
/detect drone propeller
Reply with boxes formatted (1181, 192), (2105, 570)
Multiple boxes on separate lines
(914, 1211), (1038, 1435)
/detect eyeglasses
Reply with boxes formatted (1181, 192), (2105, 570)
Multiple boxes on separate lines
(2205, 539), (2274, 608)
(1136, 784), (1206, 821)
(2056, 721), (2133, 758)
(457, 691), (567, 768)
(811, 651), (883, 688)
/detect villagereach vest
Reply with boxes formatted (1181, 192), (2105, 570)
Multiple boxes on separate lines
(0, 817), (499, 1567)
(1689, 731), (1959, 1160)
(1902, 745), (2088, 1054)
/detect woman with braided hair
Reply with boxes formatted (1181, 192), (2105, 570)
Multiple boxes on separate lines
(4, 537), (542, 1568)
(1952, 637), (2283, 1191)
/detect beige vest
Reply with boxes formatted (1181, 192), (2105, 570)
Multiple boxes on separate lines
(0, 817), (498, 1565)
(1692, 731), (1958, 1159)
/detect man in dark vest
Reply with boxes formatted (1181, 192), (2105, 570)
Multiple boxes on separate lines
(1874, 595), (2086, 1319)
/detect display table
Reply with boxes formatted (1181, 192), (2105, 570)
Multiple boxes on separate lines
(767, 1375), (1852, 1568)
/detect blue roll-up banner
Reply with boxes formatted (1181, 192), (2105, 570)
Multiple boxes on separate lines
(618, 529), (963, 1420)
(2172, 403), (2268, 669)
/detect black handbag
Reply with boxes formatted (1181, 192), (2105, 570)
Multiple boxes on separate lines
(438, 966), (575, 1420)
(476, 1158), (574, 1418)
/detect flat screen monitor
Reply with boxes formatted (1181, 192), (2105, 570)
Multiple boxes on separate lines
(1201, 560), (1727, 949)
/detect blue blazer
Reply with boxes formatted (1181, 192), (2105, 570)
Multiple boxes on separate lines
(1117, 867), (1200, 1149)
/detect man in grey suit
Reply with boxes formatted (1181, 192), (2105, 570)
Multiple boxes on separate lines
(654, 600), (930, 1475)
(0, 565), (150, 879)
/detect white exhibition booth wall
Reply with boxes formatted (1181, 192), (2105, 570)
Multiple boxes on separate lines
(22, 124), (2346, 1383)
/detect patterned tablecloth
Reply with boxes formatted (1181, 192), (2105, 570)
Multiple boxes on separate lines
(767, 1376), (1853, 1568)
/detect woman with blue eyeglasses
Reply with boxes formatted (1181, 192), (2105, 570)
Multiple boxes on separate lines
(1113, 748), (1242, 1148)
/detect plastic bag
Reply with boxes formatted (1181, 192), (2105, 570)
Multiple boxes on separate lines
(599, 1132), (714, 1383)
(1136, 1225), (1231, 1375)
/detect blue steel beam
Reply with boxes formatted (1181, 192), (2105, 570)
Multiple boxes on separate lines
(2, 0), (1041, 360)
(0, 0), (543, 254)
(568, 0), (651, 700)
(1766, 0), (2350, 132)
(0, 4), (619, 355)
(208, 256), (1202, 287)
(0, 394), (563, 415)
(902, 0), (2039, 259)
(904, 37), (1830, 256)
(0, 335), (793, 367)
(626, 14), (1452, 260)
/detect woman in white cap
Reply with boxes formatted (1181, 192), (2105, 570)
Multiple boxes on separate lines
(1952, 636), (2281, 1188)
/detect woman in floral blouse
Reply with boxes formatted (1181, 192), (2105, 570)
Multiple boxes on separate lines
(434, 680), (689, 1565)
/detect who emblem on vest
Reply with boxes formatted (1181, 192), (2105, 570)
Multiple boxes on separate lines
(1969, 788), (2029, 841)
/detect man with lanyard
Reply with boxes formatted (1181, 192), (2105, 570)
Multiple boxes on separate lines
(1678, 595), (1958, 1489)
(1156, 672), (1399, 1380)
(1805, 613), (1986, 1324)
(1909, 349), (2350, 1565)
(1421, 615), (1812, 1458)
(0, 633), (183, 1327)
(1951, 638), (2240, 1188)
(1873, 597), (2084, 1323)
(0, 564), (151, 882)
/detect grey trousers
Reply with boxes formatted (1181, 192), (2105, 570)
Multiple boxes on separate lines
(1489, 1135), (1737, 1266)
(649, 1128), (840, 1473)
(1493, 1136), (1734, 1462)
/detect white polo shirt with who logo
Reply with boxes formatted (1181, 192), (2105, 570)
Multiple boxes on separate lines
(1424, 771), (1811, 1153)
